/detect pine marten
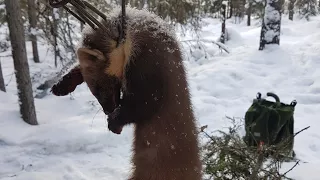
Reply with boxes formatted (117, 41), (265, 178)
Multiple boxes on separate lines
(51, 7), (203, 180)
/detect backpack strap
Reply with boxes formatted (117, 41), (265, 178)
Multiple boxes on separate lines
(256, 92), (262, 100)
(266, 92), (281, 107)
(290, 100), (297, 107)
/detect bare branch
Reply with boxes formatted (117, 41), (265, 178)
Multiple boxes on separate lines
(181, 39), (230, 54)
(294, 126), (310, 137)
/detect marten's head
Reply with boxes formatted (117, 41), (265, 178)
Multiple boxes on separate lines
(51, 17), (131, 115)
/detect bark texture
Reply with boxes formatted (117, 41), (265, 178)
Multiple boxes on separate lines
(5, 0), (38, 125)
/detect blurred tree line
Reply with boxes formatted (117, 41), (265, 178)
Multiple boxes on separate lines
(0, 0), (319, 67)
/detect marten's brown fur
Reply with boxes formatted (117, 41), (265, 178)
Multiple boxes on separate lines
(51, 7), (202, 180)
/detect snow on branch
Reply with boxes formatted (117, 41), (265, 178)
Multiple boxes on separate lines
(200, 116), (307, 180)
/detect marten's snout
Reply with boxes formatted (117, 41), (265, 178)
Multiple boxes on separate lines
(99, 93), (119, 115)
(98, 81), (121, 115)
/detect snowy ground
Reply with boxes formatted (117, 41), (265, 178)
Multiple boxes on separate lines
(1, 14), (320, 179)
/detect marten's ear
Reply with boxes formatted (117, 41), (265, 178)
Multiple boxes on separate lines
(51, 65), (84, 96)
(77, 48), (105, 67)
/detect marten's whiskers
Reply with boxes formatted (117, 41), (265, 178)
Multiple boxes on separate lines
(91, 107), (103, 128)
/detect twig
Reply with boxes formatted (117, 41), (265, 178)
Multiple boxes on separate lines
(91, 106), (102, 128)
(282, 160), (300, 177)
(181, 39), (230, 53)
(200, 126), (217, 142)
(294, 126), (310, 137)
(5, 72), (14, 86)
(249, 151), (264, 180)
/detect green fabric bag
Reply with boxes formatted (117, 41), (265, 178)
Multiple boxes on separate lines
(243, 92), (297, 158)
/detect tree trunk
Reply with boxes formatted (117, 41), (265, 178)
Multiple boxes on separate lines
(52, 8), (60, 67)
(220, 3), (227, 44)
(240, 0), (246, 20)
(288, 0), (296, 20)
(259, 0), (282, 50)
(4, 0), (38, 125)
(247, 2), (252, 26)
(229, 0), (233, 18)
(27, 0), (40, 63)
(0, 59), (5, 92)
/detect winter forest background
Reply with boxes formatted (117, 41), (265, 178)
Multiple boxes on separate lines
(1, 0), (320, 179)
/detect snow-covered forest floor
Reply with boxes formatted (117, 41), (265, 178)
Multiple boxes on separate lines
(1, 13), (320, 179)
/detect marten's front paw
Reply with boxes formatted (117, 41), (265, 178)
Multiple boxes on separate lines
(107, 107), (123, 134)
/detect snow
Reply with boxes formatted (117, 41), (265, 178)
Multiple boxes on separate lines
(53, 9), (60, 19)
(29, 28), (39, 36)
(1, 12), (320, 179)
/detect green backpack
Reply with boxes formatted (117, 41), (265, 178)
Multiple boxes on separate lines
(243, 92), (297, 158)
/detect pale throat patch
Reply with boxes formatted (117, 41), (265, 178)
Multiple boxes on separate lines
(105, 37), (132, 79)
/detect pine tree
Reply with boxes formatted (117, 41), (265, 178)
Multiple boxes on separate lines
(288, 0), (296, 20)
(296, 0), (317, 20)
